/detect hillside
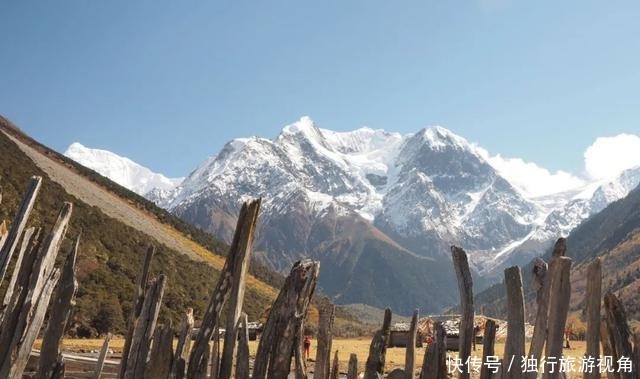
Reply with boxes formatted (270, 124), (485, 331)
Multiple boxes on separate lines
(0, 116), (282, 336)
(474, 183), (640, 321)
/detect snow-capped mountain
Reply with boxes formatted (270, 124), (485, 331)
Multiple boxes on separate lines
(64, 142), (183, 197)
(163, 118), (640, 276)
(62, 119), (640, 311)
(491, 166), (640, 274)
(164, 118), (546, 278)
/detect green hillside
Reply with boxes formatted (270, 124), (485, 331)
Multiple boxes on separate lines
(0, 121), (281, 337)
(474, 185), (640, 322)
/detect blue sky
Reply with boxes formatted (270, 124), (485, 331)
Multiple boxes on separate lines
(1, 1), (640, 179)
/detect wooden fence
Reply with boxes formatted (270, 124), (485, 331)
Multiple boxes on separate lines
(0, 176), (639, 378)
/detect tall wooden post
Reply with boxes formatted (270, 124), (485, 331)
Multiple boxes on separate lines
(119, 245), (155, 379)
(38, 233), (80, 379)
(1, 227), (37, 314)
(604, 292), (634, 379)
(210, 328), (220, 379)
(146, 322), (174, 379)
(187, 200), (261, 379)
(364, 308), (392, 379)
(527, 238), (565, 379)
(420, 321), (446, 379)
(171, 308), (194, 379)
(600, 319), (619, 379)
(503, 266), (525, 379)
(315, 302), (336, 379)
(542, 257), (572, 379)
(0, 201), (72, 379)
(219, 199), (261, 379)
(584, 258), (601, 379)
(480, 319), (497, 379)
(348, 354), (358, 379)
(405, 310), (419, 378)
(236, 314), (251, 379)
(123, 274), (167, 379)
(330, 350), (340, 379)
(451, 246), (474, 379)
(0, 176), (42, 285)
(252, 260), (319, 379)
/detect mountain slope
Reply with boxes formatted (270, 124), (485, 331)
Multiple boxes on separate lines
(490, 167), (640, 275)
(0, 115), (281, 336)
(474, 182), (640, 321)
(163, 118), (545, 312)
(58, 116), (639, 314)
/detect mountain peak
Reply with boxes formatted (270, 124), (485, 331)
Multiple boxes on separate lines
(420, 126), (471, 150)
(280, 116), (321, 137)
(64, 142), (182, 196)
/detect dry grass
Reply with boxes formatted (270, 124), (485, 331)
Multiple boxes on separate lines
(51, 338), (593, 378)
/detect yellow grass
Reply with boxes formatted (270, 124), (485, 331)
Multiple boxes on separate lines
(163, 226), (279, 300)
(50, 338), (593, 378)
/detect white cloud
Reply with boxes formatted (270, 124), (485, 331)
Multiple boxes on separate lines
(479, 151), (586, 197)
(475, 132), (640, 198)
(584, 134), (640, 180)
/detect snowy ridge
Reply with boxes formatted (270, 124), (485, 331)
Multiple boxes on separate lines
(64, 142), (183, 197)
(166, 117), (548, 271)
(484, 165), (640, 276)
(64, 119), (640, 280)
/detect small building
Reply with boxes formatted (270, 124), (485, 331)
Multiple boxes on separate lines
(388, 322), (424, 348)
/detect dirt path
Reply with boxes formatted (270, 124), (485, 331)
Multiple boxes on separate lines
(5, 131), (202, 260)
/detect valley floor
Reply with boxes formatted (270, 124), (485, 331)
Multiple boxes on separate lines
(37, 339), (594, 378)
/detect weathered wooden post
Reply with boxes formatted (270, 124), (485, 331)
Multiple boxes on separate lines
(119, 245), (155, 379)
(1, 227), (38, 314)
(527, 238), (565, 379)
(600, 319), (619, 379)
(503, 266), (525, 379)
(348, 354), (358, 379)
(252, 260), (319, 379)
(420, 321), (447, 379)
(0, 201), (72, 379)
(235, 313), (251, 379)
(604, 292), (634, 379)
(219, 200), (261, 379)
(480, 319), (497, 379)
(93, 333), (112, 379)
(584, 258), (601, 379)
(451, 246), (474, 379)
(405, 310), (418, 378)
(364, 308), (392, 379)
(145, 322), (174, 379)
(315, 302), (336, 379)
(123, 274), (167, 379)
(294, 328), (308, 379)
(331, 350), (340, 379)
(542, 256), (572, 379)
(187, 200), (261, 379)
(0, 176), (42, 285)
(210, 328), (220, 379)
(171, 308), (195, 379)
(37, 233), (80, 379)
